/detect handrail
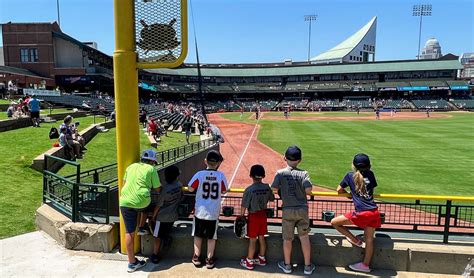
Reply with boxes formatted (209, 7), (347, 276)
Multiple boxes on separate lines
(44, 154), (80, 167)
(182, 187), (474, 202)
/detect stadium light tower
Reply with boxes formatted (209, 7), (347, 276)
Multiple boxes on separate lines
(56, 0), (61, 26)
(412, 4), (432, 59)
(304, 14), (317, 63)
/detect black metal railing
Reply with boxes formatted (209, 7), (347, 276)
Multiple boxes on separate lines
(43, 138), (218, 224)
(178, 193), (474, 243)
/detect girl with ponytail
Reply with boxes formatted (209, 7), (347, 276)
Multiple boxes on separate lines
(331, 154), (381, 273)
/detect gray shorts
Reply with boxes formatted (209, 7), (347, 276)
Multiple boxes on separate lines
(282, 208), (310, 240)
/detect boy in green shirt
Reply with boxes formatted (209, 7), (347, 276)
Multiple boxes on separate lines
(119, 149), (161, 273)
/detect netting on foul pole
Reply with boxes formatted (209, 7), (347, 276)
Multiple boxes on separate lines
(134, 0), (187, 67)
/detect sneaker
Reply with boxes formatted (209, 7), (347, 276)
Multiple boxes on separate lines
(127, 258), (146, 273)
(346, 236), (365, 248)
(150, 254), (160, 264)
(192, 254), (201, 267)
(348, 262), (371, 273)
(304, 264), (316, 275)
(240, 257), (254, 270)
(137, 227), (149, 236)
(206, 257), (216, 269)
(278, 261), (292, 274)
(254, 255), (267, 266)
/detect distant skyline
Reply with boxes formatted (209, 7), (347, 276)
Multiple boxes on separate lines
(0, 0), (473, 64)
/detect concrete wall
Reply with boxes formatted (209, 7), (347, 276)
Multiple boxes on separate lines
(0, 111), (87, 132)
(35, 204), (118, 252)
(141, 225), (474, 275)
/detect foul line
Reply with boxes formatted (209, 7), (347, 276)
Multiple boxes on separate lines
(228, 114), (261, 189)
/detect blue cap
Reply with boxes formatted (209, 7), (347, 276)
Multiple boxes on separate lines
(285, 146), (302, 161)
(353, 153), (371, 169)
(141, 149), (157, 163)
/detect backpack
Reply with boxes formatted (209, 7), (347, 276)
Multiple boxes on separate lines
(49, 127), (59, 139)
(234, 216), (247, 239)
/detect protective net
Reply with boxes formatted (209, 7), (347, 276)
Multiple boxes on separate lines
(134, 0), (185, 63)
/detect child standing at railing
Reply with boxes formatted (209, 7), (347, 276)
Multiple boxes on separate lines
(331, 153), (381, 273)
(188, 150), (228, 269)
(271, 146), (315, 275)
(149, 165), (183, 264)
(239, 164), (274, 270)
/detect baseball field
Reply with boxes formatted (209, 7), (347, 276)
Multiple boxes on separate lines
(216, 111), (473, 197)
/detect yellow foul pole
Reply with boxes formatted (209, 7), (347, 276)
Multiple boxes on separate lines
(113, 0), (140, 253)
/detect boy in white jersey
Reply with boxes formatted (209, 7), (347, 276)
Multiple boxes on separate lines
(188, 150), (228, 269)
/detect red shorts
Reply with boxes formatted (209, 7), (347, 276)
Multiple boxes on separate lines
(344, 209), (381, 228)
(247, 210), (267, 238)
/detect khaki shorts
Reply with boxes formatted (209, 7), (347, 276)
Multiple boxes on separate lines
(282, 208), (310, 240)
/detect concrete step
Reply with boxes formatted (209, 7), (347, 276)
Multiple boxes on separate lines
(140, 223), (474, 275)
(0, 231), (460, 277)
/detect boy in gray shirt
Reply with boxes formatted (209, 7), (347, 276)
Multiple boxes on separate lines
(240, 165), (275, 270)
(150, 165), (183, 264)
(271, 146), (315, 275)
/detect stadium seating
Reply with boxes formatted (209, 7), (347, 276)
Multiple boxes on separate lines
(450, 98), (474, 110)
(412, 99), (451, 110)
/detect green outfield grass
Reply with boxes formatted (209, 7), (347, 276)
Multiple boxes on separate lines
(221, 112), (474, 198)
(0, 118), (196, 239)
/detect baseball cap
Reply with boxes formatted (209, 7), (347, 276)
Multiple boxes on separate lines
(353, 153), (371, 169)
(250, 164), (265, 178)
(285, 146), (302, 161)
(206, 150), (223, 163)
(164, 165), (180, 183)
(141, 149), (157, 163)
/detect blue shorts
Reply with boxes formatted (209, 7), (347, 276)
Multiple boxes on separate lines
(120, 205), (155, 234)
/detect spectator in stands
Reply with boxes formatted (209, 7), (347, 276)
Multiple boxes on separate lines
(28, 94), (41, 127)
(119, 149), (160, 273)
(331, 154), (381, 273)
(61, 115), (86, 152)
(6, 103), (15, 119)
(148, 117), (158, 140)
(183, 117), (192, 144)
(21, 95), (30, 115)
(239, 164), (274, 270)
(161, 119), (168, 137)
(139, 108), (147, 128)
(188, 150), (228, 269)
(271, 146), (315, 275)
(58, 126), (82, 160)
(149, 165), (183, 264)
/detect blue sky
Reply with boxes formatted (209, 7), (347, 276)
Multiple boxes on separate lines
(0, 0), (472, 63)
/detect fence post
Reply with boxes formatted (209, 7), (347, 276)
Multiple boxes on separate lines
(72, 183), (78, 222)
(443, 200), (452, 243)
(93, 172), (99, 184)
(72, 164), (81, 222)
(43, 155), (48, 203)
(105, 186), (110, 224)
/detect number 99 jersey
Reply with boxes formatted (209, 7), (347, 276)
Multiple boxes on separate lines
(189, 169), (229, 220)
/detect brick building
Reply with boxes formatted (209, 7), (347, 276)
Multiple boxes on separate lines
(1, 22), (113, 92)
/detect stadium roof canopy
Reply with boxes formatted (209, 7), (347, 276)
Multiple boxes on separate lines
(145, 59), (462, 77)
(311, 16), (377, 64)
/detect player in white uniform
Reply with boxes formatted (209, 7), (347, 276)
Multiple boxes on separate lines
(188, 150), (229, 269)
